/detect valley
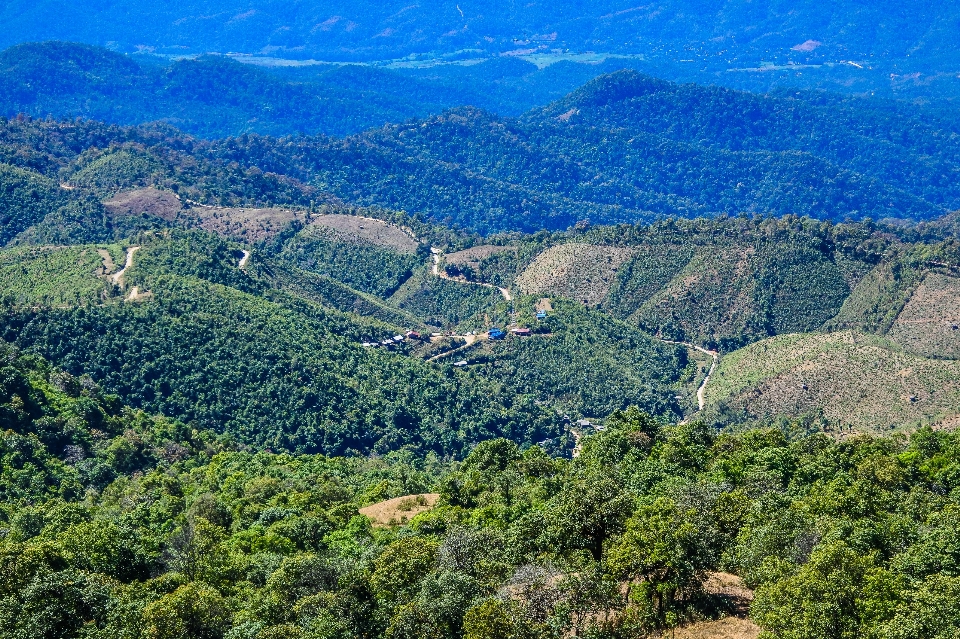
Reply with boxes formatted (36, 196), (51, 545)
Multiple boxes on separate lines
(3, 175), (958, 437)
(1, 43), (960, 639)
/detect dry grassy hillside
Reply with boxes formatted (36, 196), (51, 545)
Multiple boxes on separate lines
(103, 187), (182, 221)
(445, 245), (515, 266)
(359, 494), (439, 527)
(887, 273), (960, 358)
(443, 244), (517, 269)
(516, 243), (635, 306)
(309, 214), (419, 252)
(705, 331), (960, 431)
(190, 206), (307, 242)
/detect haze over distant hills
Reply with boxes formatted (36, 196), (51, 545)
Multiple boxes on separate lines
(2, 1), (960, 99)
(0, 41), (649, 136)
(3, 42), (960, 229)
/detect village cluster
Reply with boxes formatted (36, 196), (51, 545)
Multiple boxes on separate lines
(361, 309), (550, 349)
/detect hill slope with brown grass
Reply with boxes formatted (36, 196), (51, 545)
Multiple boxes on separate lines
(704, 331), (960, 431)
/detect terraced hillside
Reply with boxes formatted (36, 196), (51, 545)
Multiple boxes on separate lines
(703, 331), (960, 431)
(281, 216), (424, 298)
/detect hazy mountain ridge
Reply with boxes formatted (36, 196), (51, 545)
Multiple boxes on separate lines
(3, 1), (960, 74)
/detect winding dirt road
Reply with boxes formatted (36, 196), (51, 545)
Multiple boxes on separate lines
(426, 333), (483, 362)
(431, 250), (513, 301)
(661, 339), (719, 411)
(111, 246), (140, 285)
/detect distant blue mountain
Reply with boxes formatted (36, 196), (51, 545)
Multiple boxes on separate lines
(3, 42), (960, 230)
(2, 1), (958, 71)
(2, 2), (959, 100)
(0, 41), (673, 137)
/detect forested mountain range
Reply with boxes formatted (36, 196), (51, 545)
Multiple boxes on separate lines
(4, 344), (960, 638)
(3, 68), (960, 236)
(0, 42), (471, 138)
(2, 36), (960, 638)
(2, 1), (960, 100)
(2, 42), (689, 134)
(0, 198), (958, 637)
(1, 154), (958, 439)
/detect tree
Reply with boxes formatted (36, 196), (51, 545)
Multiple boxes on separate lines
(0, 569), (114, 639)
(143, 582), (231, 639)
(371, 537), (440, 608)
(462, 599), (521, 639)
(877, 575), (960, 639)
(751, 541), (900, 639)
(607, 497), (712, 619)
(544, 472), (633, 561)
(164, 517), (236, 587)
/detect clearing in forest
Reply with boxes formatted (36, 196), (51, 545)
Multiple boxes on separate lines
(310, 214), (419, 253)
(359, 493), (440, 527)
(886, 274), (960, 358)
(516, 243), (634, 306)
(705, 331), (960, 431)
(445, 244), (516, 266)
(103, 187), (183, 221)
(190, 206), (307, 242)
(670, 617), (760, 639)
(669, 572), (758, 638)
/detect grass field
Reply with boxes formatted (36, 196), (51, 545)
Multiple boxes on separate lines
(516, 243), (635, 306)
(310, 213), (419, 253)
(445, 245), (516, 265)
(190, 206), (307, 242)
(103, 187), (182, 221)
(358, 493), (439, 527)
(887, 273), (960, 358)
(705, 331), (960, 431)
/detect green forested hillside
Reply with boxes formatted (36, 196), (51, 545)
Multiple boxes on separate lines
(469, 300), (685, 419)
(2, 72), (960, 239)
(5, 26), (960, 639)
(0, 233), (576, 456)
(3, 355), (960, 639)
(3, 136), (955, 420)
(224, 72), (960, 231)
(0, 163), (63, 245)
(469, 216), (892, 349)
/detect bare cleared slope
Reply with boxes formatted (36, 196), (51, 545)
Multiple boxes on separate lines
(516, 243), (635, 306)
(705, 331), (960, 431)
(886, 274), (960, 359)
